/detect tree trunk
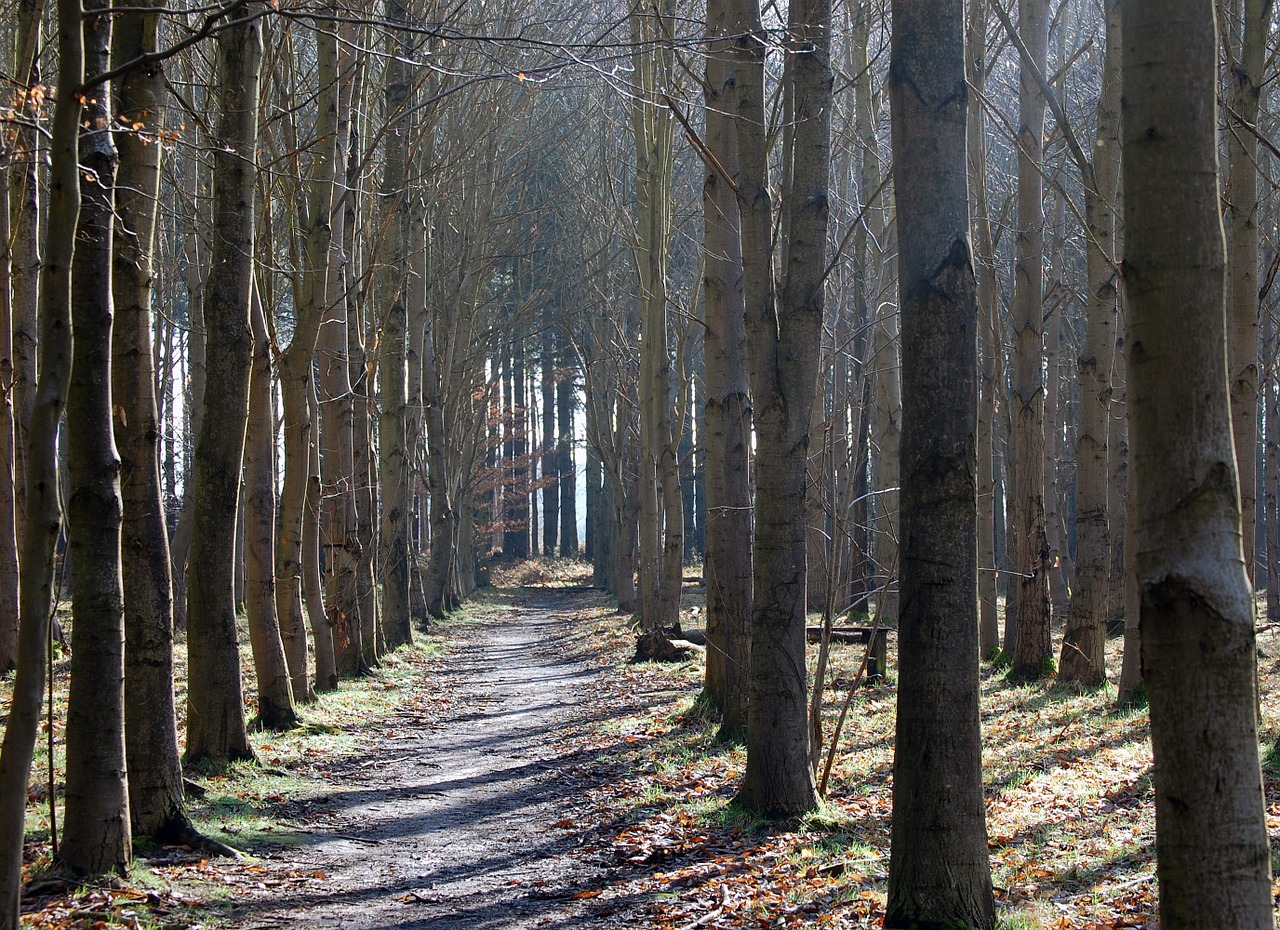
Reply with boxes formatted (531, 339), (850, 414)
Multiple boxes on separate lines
(1009, 0), (1053, 679)
(558, 367), (578, 554)
(0, 148), (17, 674)
(8, 0), (43, 557)
(305, 385), (337, 692)
(1226, 0), (1267, 583)
(349, 301), (379, 664)
(60, 0), (131, 874)
(0, 0), (78, 910)
(184, 4), (262, 765)
(244, 283), (298, 730)
(967, 0), (1000, 656)
(275, 12), (339, 703)
(733, 0), (828, 817)
(702, 0), (751, 739)
(1060, 0), (1120, 686)
(542, 321), (558, 555)
(112, 0), (196, 839)
(379, 0), (412, 648)
(884, 0), (995, 925)
(1123, 0), (1273, 923)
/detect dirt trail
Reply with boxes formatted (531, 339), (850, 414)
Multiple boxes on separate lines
(229, 589), (643, 930)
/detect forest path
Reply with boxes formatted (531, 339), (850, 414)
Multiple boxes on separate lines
(227, 588), (645, 930)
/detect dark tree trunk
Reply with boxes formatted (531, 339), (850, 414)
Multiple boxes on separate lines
(733, 0), (828, 816)
(112, 0), (198, 842)
(558, 365), (578, 554)
(0, 0), (77, 908)
(883, 0), (995, 924)
(1123, 0), (1273, 924)
(542, 322), (558, 556)
(184, 3), (262, 765)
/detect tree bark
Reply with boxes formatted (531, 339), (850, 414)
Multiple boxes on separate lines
(702, 0), (751, 739)
(112, 0), (196, 839)
(1060, 0), (1121, 685)
(184, 3), (262, 765)
(1009, 0), (1053, 678)
(244, 282), (298, 730)
(1225, 0), (1268, 582)
(733, 0), (829, 817)
(884, 1), (995, 925)
(0, 0), (78, 908)
(1122, 0), (1273, 923)
(60, 0), (131, 874)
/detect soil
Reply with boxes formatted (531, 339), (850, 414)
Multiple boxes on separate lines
(223, 588), (657, 929)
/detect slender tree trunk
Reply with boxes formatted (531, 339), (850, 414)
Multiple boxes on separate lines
(423, 321), (455, 617)
(1226, 0), (1268, 583)
(184, 3), (262, 765)
(1122, 1), (1273, 923)
(61, 0), (131, 873)
(1010, 0), (1053, 679)
(0, 0), (79, 909)
(0, 151), (17, 673)
(542, 321), (558, 555)
(1060, 0), (1120, 685)
(967, 0), (1000, 656)
(305, 384), (336, 692)
(702, 0), (751, 738)
(170, 148), (206, 633)
(8, 0), (44, 555)
(112, 0), (196, 839)
(868, 299), (901, 622)
(244, 283), (298, 730)
(275, 12), (339, 703)
(733, 0), (829, 816)
(885, 0), (995, 924)
(558, 368), (578, 554)
(349, 299), (379, 664)
(379, 0), (412, 648)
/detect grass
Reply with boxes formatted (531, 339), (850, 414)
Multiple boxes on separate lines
(9, 563), (1280, 928)
(2, 596), (457, 928)
(548, 582), (1280, 928)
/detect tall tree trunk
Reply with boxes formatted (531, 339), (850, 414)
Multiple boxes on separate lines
(0, 0), (79, 909)
(8, 0), (44, 555)
(305, 385), (336, 692)
(244, 283), (298, 730)
(61, 0), (130, 873)
(868, 298), (901, 622)
(558, 367), (578, 554)
(0, 147), (17, 673)
(733, 0), (829, 816)
(349, 299), (379, 664)
(379, 0), (412, 648)
(423, 321), (455, 617)
(967, 0), (1000, 656)
(702, 0), (751, 739)
(170, 146), (206, 633)
(275, 11), (339, 703)
(1060, 0), (1121, 685)
(542, 322), (558, 555)
(1010, 0), (1053, 678)
(1225, 0), (1268, 583)
(112, 0), (196, 839)
(1122, 0), (1273, 923)
(184, 3), (262, 765)
(885, 0), (995, 925)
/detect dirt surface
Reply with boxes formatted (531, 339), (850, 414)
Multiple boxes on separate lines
(225, 589), (651, 930)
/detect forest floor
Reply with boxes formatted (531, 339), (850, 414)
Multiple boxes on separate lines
(10, 559), (1280, 928)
